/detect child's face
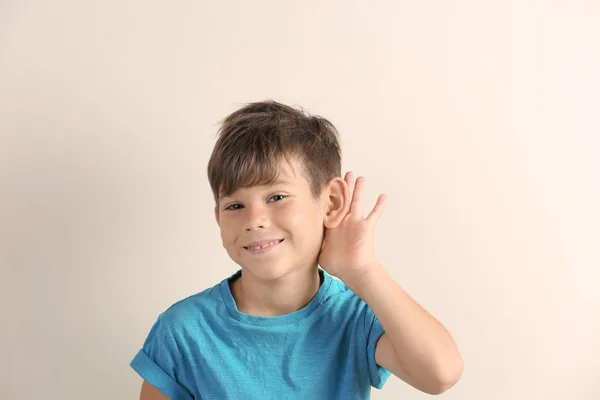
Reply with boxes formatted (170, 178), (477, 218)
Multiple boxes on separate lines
(214, 157), (327, 281)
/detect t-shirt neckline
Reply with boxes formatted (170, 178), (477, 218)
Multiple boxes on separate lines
(220, 268), (333, 326)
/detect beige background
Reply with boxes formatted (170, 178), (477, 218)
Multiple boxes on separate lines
(1, 1), (599, 399)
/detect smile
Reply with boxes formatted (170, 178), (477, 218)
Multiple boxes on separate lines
(244, 239), (284, 255)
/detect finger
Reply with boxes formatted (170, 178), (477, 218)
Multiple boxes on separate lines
(366, 193), (387, 226)
(345, 171), (354, 195)
(344, 171), (355, 212)
(344, 171), (354, 184)
(349, 176), (366, 217)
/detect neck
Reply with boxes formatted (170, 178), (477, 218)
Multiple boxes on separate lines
(231, 266), (321, 317)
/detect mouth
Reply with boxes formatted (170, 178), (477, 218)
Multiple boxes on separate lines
(243, 239), (284, 255)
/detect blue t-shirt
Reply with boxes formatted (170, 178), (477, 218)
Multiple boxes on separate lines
(130, 268), (391, 399)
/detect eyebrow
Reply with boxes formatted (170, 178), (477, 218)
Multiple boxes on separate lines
(220, 179), (291, 200)
(271, 178), (291, 186)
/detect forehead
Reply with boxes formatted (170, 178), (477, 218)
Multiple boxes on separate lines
(273, 157), (300, 181)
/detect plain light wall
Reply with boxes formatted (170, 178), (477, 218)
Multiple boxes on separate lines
(1, 1), (598, 399)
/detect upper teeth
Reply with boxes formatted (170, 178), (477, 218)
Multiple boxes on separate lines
(249, 240), (280, 250)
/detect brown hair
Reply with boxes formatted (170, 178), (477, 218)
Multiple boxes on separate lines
(207, 100), (342, 207)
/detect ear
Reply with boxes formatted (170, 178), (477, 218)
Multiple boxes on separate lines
(322, 177), (350, 229)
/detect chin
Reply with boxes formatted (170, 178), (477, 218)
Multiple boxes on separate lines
(251, 265), (290, 280)
(237, 262), (299, 282)
(250, 262), (320, 282)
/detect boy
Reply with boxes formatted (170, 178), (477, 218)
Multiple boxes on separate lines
(130, 100), (463, 399)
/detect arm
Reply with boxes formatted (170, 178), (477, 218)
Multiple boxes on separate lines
(131, 315), (195, 400)
(317, 172), (463, 394)
(140, 380), (170, 400)
(348, 262), (464, 395)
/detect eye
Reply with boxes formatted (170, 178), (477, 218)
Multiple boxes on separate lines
(224, 195), (287, 211)
(268, 194), (287, 203)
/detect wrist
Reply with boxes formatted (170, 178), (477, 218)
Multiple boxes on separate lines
(342, 261), (386, 297)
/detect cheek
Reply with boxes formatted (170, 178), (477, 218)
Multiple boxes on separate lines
(282, 204), (308, 230)
(219, 228), (228, 243)
(284, 205), (324, 241)
(219, 219), (237, 245)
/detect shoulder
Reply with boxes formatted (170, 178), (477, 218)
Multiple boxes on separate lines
(320, 274), (374, 327)
(322, 275), (366, 307)
(165, 285), (220, 317)
(140, 275), (232, 360)
(151, 277), (228, 335)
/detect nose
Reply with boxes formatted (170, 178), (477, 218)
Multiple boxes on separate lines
(245, 204), (271, 231)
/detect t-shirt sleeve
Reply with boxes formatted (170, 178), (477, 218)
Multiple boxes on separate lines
(130, 314), (194, 400)
(363, 305), (392, 389)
